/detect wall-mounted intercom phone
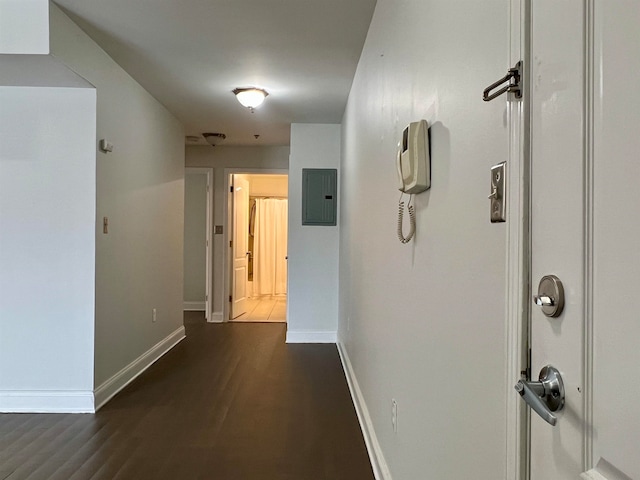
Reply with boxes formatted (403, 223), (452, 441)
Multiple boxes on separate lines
(396, 120), (431, 243)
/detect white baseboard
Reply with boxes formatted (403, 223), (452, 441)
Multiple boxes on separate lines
(183, 301), (205, 311)
(0, 390), (95, 413)
(94, 325), (185, 411)
(209, 311), (223, 323)
(285, 330), (337, 343)
(337, 342), (392, 480)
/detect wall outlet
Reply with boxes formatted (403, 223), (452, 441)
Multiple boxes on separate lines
(152, 308), (157, 323)
(392, 399), (398, 433)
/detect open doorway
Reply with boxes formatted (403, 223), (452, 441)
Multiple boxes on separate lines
(228, 173), (288, 322)
(183, 167), (213, 320)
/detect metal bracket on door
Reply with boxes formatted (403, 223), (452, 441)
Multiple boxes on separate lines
(483, 61), (522, 101)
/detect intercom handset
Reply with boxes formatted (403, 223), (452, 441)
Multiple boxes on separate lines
(397, 120), (430, 243)
(397, 120), (430, 194)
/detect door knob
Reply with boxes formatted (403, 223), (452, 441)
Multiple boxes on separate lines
(514, 365), (564, 426)
(533, 275), (564, 317)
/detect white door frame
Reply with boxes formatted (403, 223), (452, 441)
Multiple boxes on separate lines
(222, 168), (289, 322)
(185, 167), (214, 321)
(505, 0), (529, 478)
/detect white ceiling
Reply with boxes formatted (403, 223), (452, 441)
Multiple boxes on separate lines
(54, 0), (377, 146)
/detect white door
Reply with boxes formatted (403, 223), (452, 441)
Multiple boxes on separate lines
(231, 174), (249, 319)
(204, 172), (212, 321)
(528, 2), (640, 478)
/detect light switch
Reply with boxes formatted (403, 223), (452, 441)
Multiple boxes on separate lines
(214, 225), (223, 234)
(99, 139), (114, 153)
(489, 162), (506, 223)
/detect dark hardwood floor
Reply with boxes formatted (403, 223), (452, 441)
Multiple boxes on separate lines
(0, 313), (374, 480)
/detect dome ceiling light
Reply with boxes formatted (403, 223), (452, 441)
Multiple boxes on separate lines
(232, 87), (269, 113)
(202, 132), (226, 147)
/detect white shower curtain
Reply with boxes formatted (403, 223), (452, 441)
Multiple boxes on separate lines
(253, 198), (288, 296)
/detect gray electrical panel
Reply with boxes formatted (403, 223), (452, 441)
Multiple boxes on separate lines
(302, 168), (337, 226)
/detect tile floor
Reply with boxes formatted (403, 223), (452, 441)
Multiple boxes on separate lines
(232, 295), (286, 322)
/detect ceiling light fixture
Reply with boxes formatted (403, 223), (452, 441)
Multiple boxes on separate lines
(202, 132), (226, 147)
(233, 87), (269, 112)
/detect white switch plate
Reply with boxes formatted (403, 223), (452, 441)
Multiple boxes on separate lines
(490, 162), (506, 223)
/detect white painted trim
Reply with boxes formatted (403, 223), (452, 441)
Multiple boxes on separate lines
(285, 330), (336, 344)
(222, 168), (289, 323)
(505, 1), (528, 478)
(583, 0), (597, 470)
(582, 460), (631, 480)
(209, 311), (224, 323)
(183, 301), (205, 311)
(94, 326), (186, 411)
(0, 390), (94, 413)
(581, 471), (608, 480)
(337, 342), (392, 480)
(186, 167), (214, 321)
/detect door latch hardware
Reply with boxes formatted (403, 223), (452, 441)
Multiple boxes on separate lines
(515, 365), (565, 426)
(483, 61), (522, 102)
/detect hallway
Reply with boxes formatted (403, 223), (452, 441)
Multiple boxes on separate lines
(0, 313), (372, 480)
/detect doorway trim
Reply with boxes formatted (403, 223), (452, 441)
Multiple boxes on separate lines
(222, 168), (289, 322)
(505, 0), (529, 478)
(185, 167), (214, 321)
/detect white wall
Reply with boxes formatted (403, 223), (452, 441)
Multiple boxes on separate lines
(186, 145), (289, 319)
(288, 124), (340, 342)
(50, 5), (186, 394)
(0, 86), (96, 412)
(248, 175), (288, 197)
(184, 173), (207, 306)
(339, 1), (510, 478)
(0, 0), (49, 54)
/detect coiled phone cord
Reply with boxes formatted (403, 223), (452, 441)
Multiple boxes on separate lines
(397, 193), (416, 244)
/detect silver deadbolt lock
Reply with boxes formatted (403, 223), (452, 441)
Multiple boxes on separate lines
(533, 275), (565, 317)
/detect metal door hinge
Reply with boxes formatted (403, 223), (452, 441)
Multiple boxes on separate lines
(229, 240), (233, 248)
(229, 295), (232, 302)
(483, 61), (522, 101)
(230, 186), (234, 193)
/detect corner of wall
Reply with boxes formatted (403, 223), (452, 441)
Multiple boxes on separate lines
(287, 124), (341, 336)
(337, 342), (392, 480)
(94, 326), (185, 411)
